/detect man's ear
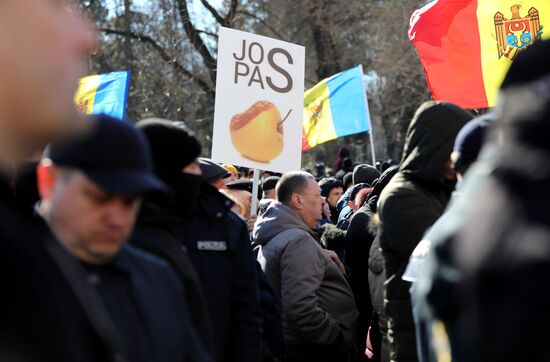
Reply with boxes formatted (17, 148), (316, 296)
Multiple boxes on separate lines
(36, 159), (57, 201)
(290, 193), (303, 210)
(348, 201), (354, 209)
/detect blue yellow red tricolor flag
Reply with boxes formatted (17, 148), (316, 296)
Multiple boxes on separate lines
(302, 66), (371, 151)
(409, 0), (550, 109)
(75, 71), (130, 120)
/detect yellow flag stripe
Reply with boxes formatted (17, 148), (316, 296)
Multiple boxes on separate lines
(478, 0), (550, 106)
(74, 75), (101, 115)
(303, 80), (337, 148)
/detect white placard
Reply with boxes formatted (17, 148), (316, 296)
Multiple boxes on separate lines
(211, 27), (305, 173)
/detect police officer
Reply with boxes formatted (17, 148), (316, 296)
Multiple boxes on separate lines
(136, 118), (262, 362)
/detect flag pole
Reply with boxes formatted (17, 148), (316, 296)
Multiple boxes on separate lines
(359, 65), (377, 166)
(250, 169), (260, 217)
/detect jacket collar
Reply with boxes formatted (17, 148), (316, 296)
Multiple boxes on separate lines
(197, 183), (234, 218)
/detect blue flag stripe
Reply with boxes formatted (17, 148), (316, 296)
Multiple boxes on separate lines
(326, 66), (370, 138)
(91, 71), (130, 120)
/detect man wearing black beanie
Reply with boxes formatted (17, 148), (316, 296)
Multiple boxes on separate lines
(131, 118), (262, 362)
(135, 118), (203, 214)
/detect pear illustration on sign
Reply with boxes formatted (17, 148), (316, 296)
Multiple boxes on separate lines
(230, 101), (291, 162)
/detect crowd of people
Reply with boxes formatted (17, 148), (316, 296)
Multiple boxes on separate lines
(3, 1), (550, 362)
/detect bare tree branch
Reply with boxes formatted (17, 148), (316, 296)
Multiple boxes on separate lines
(199, 0), (225, 24)
(175, 0), (217, 83)
(100, 27), (214, 96)
(197, 29), (219, 38)
(199, 0), (238, 27)
(225, 0), (239, 26)
(237, 10), (285, 39)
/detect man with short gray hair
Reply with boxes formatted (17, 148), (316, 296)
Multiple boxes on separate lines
(253, 171), (358, 362)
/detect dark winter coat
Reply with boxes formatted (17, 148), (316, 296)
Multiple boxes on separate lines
(179, 184), (262, 362)
(129, 200), (214, 353)
(91, 244), (213, 362)
(345, 206), (375, 358)
(0, 178), (114, 362)
(368, 216), (390, 361)
(377, 102), (471, 361)
(255, 261), (284, 361)
(253, 202), (358, 356)
(419, 75), (550, 362)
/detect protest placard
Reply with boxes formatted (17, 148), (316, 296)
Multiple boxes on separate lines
(212, 27), (305, 174)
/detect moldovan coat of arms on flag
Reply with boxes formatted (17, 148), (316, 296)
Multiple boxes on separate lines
(494, 4), (543, 60)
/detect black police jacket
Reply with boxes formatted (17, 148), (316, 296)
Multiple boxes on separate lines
(130, 200), (215, 353)
(179, 184), (262, 362)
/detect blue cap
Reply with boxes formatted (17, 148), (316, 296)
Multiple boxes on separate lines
(48, 114), (167, 195)
(453, 113), (495, 174)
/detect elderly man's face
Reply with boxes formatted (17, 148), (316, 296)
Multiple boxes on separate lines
(39, 165), (141, 265)
(226, 189), (253, 218)
(0, 0), (97, 155)
(298, 178), (323, 228)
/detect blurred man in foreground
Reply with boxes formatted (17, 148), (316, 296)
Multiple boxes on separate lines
(38, 116), (211, 362)
(0, 1), (111, 360)
(418, 40), (550, 362)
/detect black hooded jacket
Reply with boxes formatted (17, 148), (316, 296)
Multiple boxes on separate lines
(377, 102), (471, 361)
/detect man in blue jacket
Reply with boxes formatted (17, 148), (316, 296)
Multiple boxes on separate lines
(37, 115), (212, 362)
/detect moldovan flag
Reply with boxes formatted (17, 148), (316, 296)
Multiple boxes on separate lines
(409, 0), (550, 109)
(302, 66), (371, 151)
(75, 71), (130, 120)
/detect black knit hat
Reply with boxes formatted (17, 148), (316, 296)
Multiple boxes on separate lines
(136, 118), (201, 181)
(352, 164), (380, 186)
(318, 177), (344, 198)
(453, 113), (494, 174)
